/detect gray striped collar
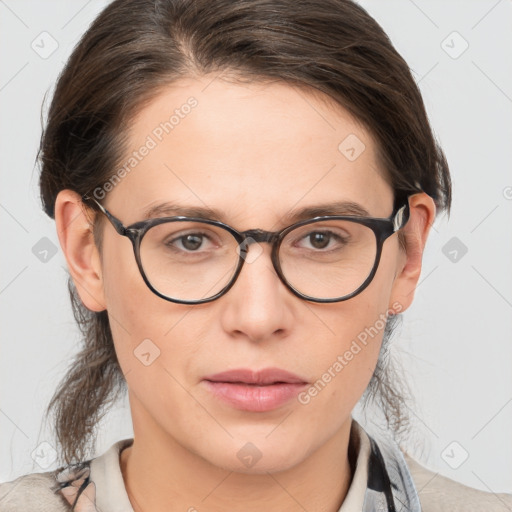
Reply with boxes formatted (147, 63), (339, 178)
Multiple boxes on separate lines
(363, 431), (422, 511)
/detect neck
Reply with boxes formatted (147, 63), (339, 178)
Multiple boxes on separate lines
(120, 398), (355, 512)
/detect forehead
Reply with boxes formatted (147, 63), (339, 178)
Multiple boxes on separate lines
(110, 75), (393, 226)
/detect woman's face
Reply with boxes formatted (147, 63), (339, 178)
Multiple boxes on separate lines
(61, 75), (432, 474)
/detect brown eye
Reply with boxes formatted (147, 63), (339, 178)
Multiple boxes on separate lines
(173, 233), (205, 251)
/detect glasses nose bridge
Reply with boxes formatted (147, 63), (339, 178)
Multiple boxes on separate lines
(240, 228), (279, 247)
(235, 228), (284, 291)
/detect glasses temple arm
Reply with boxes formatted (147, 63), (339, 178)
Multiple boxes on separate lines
(82, 194), (126, 235)
(392, 200), (410, 232)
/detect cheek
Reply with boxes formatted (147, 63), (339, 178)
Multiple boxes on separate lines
(300, 248), (401, 413)
(302, 303), (386, 407)
(100, 235), (201, 383)
(106, 293), (206, 437)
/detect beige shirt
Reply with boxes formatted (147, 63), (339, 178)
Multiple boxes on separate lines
(1, 419), (511, 511)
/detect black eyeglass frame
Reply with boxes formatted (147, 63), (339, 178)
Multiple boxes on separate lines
(82, 193), (411, 304)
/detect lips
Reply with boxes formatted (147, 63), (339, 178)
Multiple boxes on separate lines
(203, 367), (307, 385)
(202, 368), (308, 412)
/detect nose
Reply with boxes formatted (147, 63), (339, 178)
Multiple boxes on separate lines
(218, 241), (293, 342)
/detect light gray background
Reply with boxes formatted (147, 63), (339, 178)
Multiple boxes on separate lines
(1, 0), (511, 495)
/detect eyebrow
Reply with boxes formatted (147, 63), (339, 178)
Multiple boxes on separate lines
(141, 200), (371, 225)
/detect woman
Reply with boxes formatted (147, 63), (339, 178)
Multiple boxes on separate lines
(1, 0), (510, 510)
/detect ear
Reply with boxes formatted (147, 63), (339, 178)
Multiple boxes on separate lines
(388, 192), (437, 313)
(55, 189), (106, 312)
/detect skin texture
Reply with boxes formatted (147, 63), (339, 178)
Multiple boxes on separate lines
(55, 75), (436, 512)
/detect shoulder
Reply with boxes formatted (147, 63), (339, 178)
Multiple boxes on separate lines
(403, 452), (512, 512)
(0, 439), (132, 512)
(0, 471), (69, 511)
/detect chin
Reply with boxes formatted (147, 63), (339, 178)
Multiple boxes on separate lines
(201, 436), (310, 475)
(219, 453), (302, 475)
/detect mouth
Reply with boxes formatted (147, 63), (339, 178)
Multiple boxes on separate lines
(203, 367), (308, 385)
(202, 368), (309, 412)
(213, 381), (289, 386)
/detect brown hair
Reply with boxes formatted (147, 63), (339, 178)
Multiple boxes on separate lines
(39, 0), (451, 465)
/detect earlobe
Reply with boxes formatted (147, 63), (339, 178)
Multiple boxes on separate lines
(55, 189), (107, 312)
(388, 192), (436, 313)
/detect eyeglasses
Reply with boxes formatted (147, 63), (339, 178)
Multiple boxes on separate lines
(83, 194), (410, 304)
